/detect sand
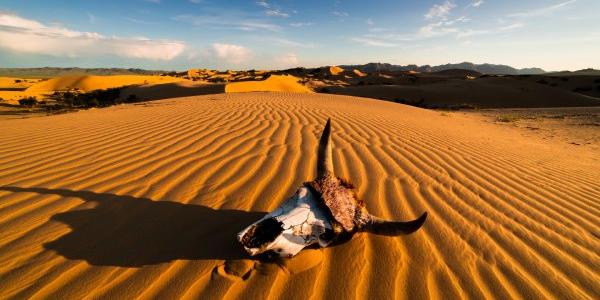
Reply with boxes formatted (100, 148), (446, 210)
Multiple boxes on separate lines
(26, 75), (185, 93)
(0, 75), (186, 103)
(325, 76), (600, 108)
(0, 77), (43, 102)
(0, 93), (598, 299)
(352, 69), (367, 77)
(329, 66), (344, 76)
(225, 75), (312, 93)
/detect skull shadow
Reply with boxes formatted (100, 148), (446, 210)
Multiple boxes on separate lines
(0, 186), (266, 267)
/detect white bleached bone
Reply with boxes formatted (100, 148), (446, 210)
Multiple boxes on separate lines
(237, 187), (333, 258)
(237, 119), (427, 258)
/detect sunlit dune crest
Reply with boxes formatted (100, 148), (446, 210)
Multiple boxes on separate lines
(225, 75), (313, 93)
(26, 75), (185, 93)
(329, 66), (344, 76)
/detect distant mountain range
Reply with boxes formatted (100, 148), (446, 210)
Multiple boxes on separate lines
(0, 67), (166, 78)
(340, 62), (546, 75)
(3, 64), (598, 78)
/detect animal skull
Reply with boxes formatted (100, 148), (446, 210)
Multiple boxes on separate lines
(237, 119), (427, 258)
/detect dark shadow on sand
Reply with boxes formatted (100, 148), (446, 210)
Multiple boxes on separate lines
(0, 186), (265, 267)
(121, 82), (225, 102)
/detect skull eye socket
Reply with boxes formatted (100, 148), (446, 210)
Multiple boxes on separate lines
(240, 217), (284, 249)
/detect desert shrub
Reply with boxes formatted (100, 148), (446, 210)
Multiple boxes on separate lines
(393, 98), (411, 104)
(496, 115), (520, 122)
(594, 79), (600, 83)
(447, 103), (476, 110)
(550, 83), (558, 87)
(51, 88), (121, 108)
(14, 79), (22, 83)
(125, 94), (138, 102)
(536, 79), (549, 84)
(18, 96), (37, 107)
(573, 86), (593, 92)
(87, 98), (100, 107)
(560, 77), (568, 81)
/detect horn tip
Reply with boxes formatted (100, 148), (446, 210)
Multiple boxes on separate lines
(417, 211), (427, 225)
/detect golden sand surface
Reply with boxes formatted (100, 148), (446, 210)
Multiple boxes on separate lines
(25, 75), (185, 93)
(225, 75), (312, 93)
(0, 77), (42, 102)
(0, 93), (598, 299)
(0, 75), (186, 102)
(0, 77), (42, 89)
(329, 66), (344, 76)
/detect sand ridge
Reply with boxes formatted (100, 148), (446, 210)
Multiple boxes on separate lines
(0, 75), (187, 103)
(25, 75), (186, 93)
(225, 75), (312, 93)
(0, 93), (598, 299)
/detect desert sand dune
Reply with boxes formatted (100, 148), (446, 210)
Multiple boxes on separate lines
(329, 66), (344, 76)
(326, 76), (600, 108)
(225, 75), (312, 93)
(120, 81), (225, 102)
(352, 69), (367, 77)
(25, 75), (185, 93)
(0, 93), (598, 299)
(0, 75), (187, 103)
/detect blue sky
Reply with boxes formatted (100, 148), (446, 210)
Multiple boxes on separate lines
(0, 0), (598, 71)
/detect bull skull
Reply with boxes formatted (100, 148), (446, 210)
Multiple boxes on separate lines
(237, 119), (427, 258)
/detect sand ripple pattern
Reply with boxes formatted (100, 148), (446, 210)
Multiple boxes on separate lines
(0, 93), (598, 299)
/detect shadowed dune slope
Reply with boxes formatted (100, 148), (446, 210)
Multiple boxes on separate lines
(0, 93), (598, 299)
(120, 81), (225, 102)
(326, 77), (600, 108)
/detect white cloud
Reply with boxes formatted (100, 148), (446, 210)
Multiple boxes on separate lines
(174, 14), (281, 32)
(417, 21), (460, 38)
(211, 43), (251, 64)
(366, 18), (374, 26)
(456, 29), (490, 38)
(471, 0), (484, 8)
(256, 1), (270, 8)
(289, 22), (313, 27)
(265, 37), (316, 48)
(350, 37), (398, 47)
(443, 16), (470, 25)
(425, 1), (456, 20)
(332, 11), (349, 17)
(509, 0), (577, 18)
(0, 13), (184, 60)
(266, 10), (289, 18)
(274, 53), (299, 67)
(368, 27), (391, 33)
(499, 22), (524, 31)
(123, 17), (154, 25)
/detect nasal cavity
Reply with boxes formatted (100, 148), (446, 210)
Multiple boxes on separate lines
(241, 217), (284, 249)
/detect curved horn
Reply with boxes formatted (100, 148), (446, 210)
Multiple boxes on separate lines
(317, 118), (334, 177)
(361, 212), (427, 236)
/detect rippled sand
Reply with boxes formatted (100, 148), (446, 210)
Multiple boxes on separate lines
(0, 93), (598, 299)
